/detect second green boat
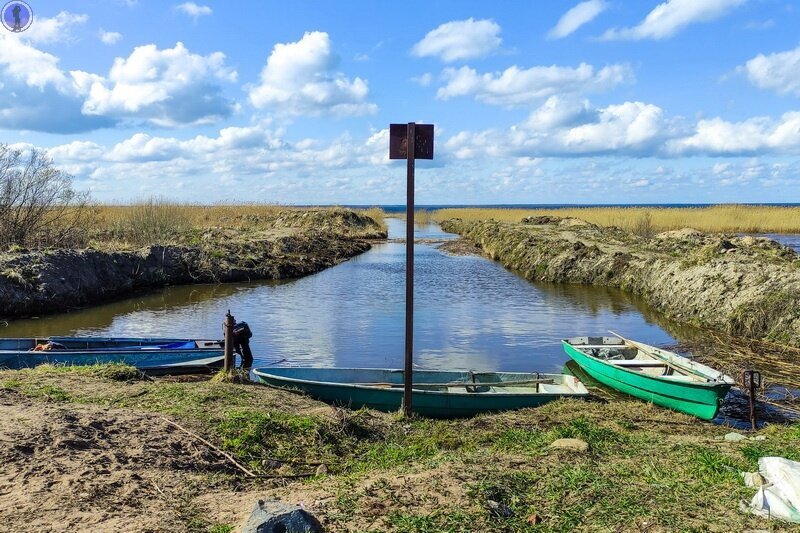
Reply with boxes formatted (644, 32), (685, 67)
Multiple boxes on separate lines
(562, 334), (734, 420)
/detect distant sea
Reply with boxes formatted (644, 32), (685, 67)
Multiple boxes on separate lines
(337, 203), (800, 214)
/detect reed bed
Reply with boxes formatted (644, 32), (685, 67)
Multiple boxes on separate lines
(433, 205), (800, 234)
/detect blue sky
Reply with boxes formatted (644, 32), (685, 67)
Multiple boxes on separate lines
(1, 0), (800, 204)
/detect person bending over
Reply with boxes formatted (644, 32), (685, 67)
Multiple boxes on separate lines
(232, 321), (253, 369)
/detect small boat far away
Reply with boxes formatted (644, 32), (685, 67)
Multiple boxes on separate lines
(252, 367), (589, 418)
(0, 337), (225, 373)
(562, 334), (735, 420)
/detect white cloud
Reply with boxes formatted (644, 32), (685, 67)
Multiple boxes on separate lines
(46, 141), (106, 175)
(548, 0), (608, 39)
(25, 11), (88, 44)
(445, 99), (671, 159)
(742, 45), (800, 97)
(175, 2), (212, 20)
(667, 112), (800, 155)
(436, 63), (633, 106)
(99, 30), (123, 45)
(40, 124), (405, 201)
(248, 31), (377, 117)
(554, 102), (666, 153)
(412, 18), (501, 62)
(0, 36), (235, 131)
(411, 73), (434, 86)
(602, 0), (746, 40)
(524, 96), (594, 130)
(0, 34), (114, 132)
(83, 42), (237, 126)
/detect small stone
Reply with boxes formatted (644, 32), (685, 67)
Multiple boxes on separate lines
(315, 463), (328, 476)
(741, 472), (767, 488)
(241, 499), (324, 533)
(486, 500), (514, 517)
(724, 432), (747, 442)
(751, 435), (767, 441)
(549, 438), (590, 452)
(526, 513), (542, 525)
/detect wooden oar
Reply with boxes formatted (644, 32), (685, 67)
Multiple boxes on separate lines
(608, 331), (711, 381)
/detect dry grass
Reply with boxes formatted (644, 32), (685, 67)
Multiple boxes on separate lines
(361, 206), (387, 230)
(81, 202), (388, 248)
(93, 202), (288, 231)
(434, 205), (800, 234)
(93, 202), (385, 230)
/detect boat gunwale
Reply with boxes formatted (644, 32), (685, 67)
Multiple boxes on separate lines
(0, 347), (224, 355)
(561, 340), (734, 390)
(252, 367), (590, 397)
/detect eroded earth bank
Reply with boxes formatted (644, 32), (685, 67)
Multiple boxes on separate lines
(441, 216), (800, 347)
(0, 209), (385, 318)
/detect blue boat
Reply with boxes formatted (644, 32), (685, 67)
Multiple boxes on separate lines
(0, 337), (225, 372)
(252, 367), (589, 418)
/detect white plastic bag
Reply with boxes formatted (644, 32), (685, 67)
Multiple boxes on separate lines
(745, 457), (800, 523)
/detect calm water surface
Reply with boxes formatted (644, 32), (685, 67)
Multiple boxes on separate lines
(2, 219), (686, 372)
(753, 234), (800, 252)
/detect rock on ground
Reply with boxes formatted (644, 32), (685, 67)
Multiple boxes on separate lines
(242, 499), (324, 533)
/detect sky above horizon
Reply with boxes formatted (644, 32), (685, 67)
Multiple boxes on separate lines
(2, 0), (800, 204)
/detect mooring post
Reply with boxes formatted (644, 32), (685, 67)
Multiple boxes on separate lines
(389, 121), (434, 418)
(404, 122), (416, 418)
(224, 310), (235, 372)
(743, 369), (761, 430)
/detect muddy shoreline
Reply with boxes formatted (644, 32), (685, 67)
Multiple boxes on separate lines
(441, 216), (800, 347)
(0, 209), (385, 318)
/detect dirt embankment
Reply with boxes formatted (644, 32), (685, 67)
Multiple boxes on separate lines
(0, 209), (385, 317)
(441, 216), (800, 346)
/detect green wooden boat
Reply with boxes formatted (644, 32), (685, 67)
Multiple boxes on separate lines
(562, 334), (735, 420)
(252, 367), (589, 418)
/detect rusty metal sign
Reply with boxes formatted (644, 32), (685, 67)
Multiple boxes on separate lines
(389, 123), (434, 160)
(388, 122), (435, 417)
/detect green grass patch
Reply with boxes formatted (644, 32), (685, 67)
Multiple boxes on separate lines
(385, 508), (472, 532)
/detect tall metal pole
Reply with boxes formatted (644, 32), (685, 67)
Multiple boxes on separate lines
(404, 122), (416, 417)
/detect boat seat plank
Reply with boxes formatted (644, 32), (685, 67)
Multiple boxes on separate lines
(609, 360), (669, 367)
(574, 345), (626, 349)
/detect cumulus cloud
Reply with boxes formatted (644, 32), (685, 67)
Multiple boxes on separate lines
(248, 31), (377, 117)
(0, 36), (234, 131)
(742, 45), (800, 97)
(25, 11), (88, 44)
(412, 18), (501, 62)
(548, 0), (608, 39)
(524, 96), (595, 130)
(99, 30), (123, 45)
(0, 34), (114, 133)
(175, 2), (212, 20)
(602, 0), (746, 40)
(39, 124), (406, 202)
(436, 63), (633, 106)
(447, 97), (800, 161)
(667, 112), (800, 155)
(445, 100), (669, 159)
(82, 42), (237, 126)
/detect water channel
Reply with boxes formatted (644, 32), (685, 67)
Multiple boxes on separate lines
(2, 219), (691, 373)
